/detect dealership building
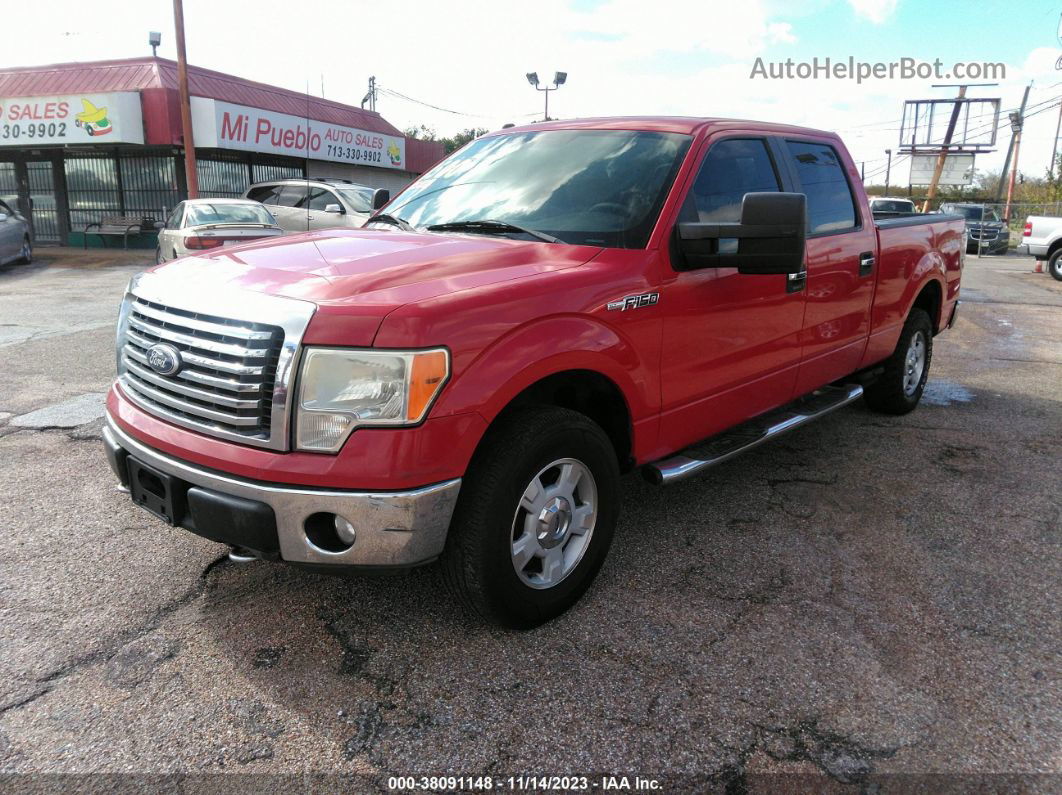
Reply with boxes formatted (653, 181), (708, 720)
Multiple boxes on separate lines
(0, 57), (446, 245)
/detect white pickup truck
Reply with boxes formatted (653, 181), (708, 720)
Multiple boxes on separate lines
(1019, 215), (1062, 281)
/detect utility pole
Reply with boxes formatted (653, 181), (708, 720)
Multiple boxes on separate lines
(1049, 99), (1062, 181)
(884, 149), (892, 193)
(920, 85), (967, 213)
(1003, 109), (1026, 222)
(173, 0), (198, 198)
(995, 83), (1031, 205)
(361, 76), (376, 111)
(860, 161), (865, 182)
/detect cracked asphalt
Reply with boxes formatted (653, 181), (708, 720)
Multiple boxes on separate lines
(0, 251), (1059, 789)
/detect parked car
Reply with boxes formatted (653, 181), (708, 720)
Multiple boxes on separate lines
(869, 196), (917, 216)
(104, 117), (963, 628)
(155, 199), (285, 264)
(939, 203), (1010, 254)
(1018, 215), (1062, 281)
(0, 199), (32, 265)
(243, 178), (389, 233)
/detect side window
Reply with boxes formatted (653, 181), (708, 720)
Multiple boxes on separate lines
(276, 185), (308, 208)
(681, 138), (780, 223)
(307, 188), (338, 211)
(166, 203), (184, 230)
(247, 185), (281, 205)
(784, 140), (858, 234)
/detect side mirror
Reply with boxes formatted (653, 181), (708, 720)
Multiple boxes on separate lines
(324, 203), (343, 214)
(0, 213), (8, 223)
(674, 192), (806, 274)
(372, 189), (390, 210)
(153, 221), (165, 230)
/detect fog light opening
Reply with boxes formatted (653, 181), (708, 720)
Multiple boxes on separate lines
(304, 512), (356, 553)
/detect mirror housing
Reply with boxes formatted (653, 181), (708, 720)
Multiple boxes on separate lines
(324, 203), (343, 214)
(153, 221), (165, 230)
(674, 192), (806, 274)
(372, 189), (390, 210)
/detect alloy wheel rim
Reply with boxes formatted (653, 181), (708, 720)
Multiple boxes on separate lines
(21, 240), (30, 260)
(904, 331), (926, 396)
(511, 458), (597, 590)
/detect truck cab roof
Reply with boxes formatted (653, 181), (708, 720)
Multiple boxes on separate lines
(496, 116), (837, 140)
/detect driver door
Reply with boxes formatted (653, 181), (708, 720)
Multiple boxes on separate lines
(657, 135), (806, 453)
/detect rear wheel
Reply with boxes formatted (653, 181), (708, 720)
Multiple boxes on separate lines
(1048, 249), (1062, 282)
(442, 406), (620, 628)
(18, 236), (31, 264)
(863, 308), (933, 415)
(155, 246), (165, 265)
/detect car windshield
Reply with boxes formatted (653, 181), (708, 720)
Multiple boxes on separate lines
(952, 206), (999, 222)
(186, 203), (275, 226)
(336, 188), (373, 213)
(384, 129), (692, 248)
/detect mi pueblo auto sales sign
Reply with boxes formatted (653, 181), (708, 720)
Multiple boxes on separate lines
(0, 92), (145, 146)
(191, 98), (406, 170)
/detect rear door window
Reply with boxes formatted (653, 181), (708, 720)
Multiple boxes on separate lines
(307, 188), (339, 211)
(276, 185), (308, 208)
(784, 140), (858, 234)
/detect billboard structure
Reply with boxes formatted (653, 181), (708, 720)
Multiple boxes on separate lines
(898, 97), (1001, 153)
(909, 153), (975, 186)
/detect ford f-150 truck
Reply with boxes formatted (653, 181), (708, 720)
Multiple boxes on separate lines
(1018, 214), (1062, 280)
(103, 117), (964, 628)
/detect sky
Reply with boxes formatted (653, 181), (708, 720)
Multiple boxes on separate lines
(5, 0), (1062, 185)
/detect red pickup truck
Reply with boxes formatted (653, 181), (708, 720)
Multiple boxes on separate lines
(104, 117), (963, 627)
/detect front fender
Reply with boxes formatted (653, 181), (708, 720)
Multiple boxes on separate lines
(434, 313), (656, 428)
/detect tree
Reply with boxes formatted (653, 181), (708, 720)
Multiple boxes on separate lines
(404, 125), (489, 154)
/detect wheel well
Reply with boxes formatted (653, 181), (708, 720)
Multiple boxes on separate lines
(1047, 238), (1062, 259)
(912, 280), (942, 332)
(496, 370), (633, 471)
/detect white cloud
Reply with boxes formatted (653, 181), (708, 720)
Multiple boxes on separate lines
(847, 0), (899, 24)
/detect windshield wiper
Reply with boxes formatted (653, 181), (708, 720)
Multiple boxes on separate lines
(368, 213), (417, 232)
(426, 219), (561, 244)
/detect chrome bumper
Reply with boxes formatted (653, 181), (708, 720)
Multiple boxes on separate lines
(103, 418), (461, 567)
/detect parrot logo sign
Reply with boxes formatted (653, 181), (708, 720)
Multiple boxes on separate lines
(74, 99), (113, 137)
(387, 140), (402, 166)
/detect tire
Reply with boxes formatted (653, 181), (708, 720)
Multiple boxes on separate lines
(863, 308), (933, 415)
(18, 236), (31, 264)
(1048, 249), (1062, 282)
(442, 406), (620, 629)
(155, 246), (165, 265)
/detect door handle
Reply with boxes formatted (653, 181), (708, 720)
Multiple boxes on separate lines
(859, 251), (875, 277)
(786, 269), (807, 293)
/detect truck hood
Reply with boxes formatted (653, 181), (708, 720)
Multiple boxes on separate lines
(151, 227), (602, 306)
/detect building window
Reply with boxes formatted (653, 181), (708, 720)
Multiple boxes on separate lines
(252, 162), (304, 183)
(197, 159), (249, 198)
(65, 156), (121, 232)
(121, 155), (179, 223)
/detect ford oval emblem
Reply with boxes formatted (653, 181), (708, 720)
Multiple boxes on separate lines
(146, 343), (182, 376)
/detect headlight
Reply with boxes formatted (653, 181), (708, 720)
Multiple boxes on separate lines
(295, 347), (450, 452)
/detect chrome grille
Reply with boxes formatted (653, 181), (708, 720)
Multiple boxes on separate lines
(119, 297), (284, 442)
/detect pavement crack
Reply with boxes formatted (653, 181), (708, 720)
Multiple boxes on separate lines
(0, 686), (52, 716)
(34, 553), (231, 688)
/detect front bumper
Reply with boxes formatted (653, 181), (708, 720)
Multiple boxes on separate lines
(103, 418), (461, 568)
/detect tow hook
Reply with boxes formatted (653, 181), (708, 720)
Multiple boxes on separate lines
(228, 546), (259, 564)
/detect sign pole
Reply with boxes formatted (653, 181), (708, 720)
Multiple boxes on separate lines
(173, 0), (199, 199)
(920, 85), (966, 213)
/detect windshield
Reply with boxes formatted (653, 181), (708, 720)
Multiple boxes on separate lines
(337, 188), (373, 213)
(951, 206), (1000, 222)
(384, 129), (692, 248)
(186, 203), (275, 226)
(872, 200), (914, 212)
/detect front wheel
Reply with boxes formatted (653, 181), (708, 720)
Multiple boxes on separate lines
(18, 236), (32, 264)
(442, 407), (620, 628)
(863, 308), (933, 415)
(155, 246), (165, 265)
(1048, 249), (1062, 282)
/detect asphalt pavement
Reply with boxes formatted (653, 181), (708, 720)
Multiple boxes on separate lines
(0, 249), (1058, 789)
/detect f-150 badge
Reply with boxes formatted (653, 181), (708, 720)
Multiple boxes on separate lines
(607, 292), (659, 311)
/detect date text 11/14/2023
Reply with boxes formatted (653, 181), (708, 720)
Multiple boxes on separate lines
(386, 775), (663, 791)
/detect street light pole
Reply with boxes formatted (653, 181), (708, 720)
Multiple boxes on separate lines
(526, 71), (567, 121)
(884, 149), (892, 194)
(173, 0), (198, 199)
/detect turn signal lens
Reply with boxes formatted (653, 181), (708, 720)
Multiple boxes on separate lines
(407, 350), (449, 422)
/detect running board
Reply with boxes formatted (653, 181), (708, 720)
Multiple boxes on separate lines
(645, 384), (864, 486)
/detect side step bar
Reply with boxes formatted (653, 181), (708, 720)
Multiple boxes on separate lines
(645, 383), (864, 486)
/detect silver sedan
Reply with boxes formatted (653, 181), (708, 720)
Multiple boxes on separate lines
(0, 199), (32, 266)
(155, 199), (285, 264)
